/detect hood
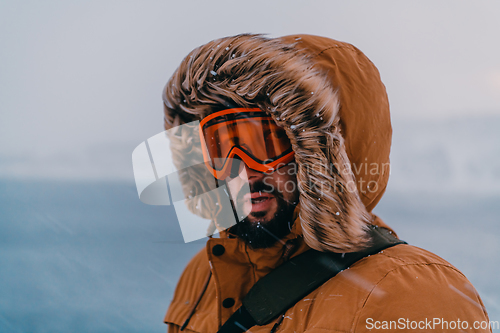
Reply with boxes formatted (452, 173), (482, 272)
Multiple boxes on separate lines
(162, 34), (392, 252)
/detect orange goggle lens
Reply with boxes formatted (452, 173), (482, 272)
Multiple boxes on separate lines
(200, 108), (294, 180)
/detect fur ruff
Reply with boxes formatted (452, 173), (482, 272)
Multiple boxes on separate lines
(163, 34), (373, 252)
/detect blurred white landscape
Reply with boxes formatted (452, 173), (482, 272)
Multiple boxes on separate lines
(390, 115), (500, 195)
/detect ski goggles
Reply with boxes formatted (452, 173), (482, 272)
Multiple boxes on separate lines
(200, 108), (295, 180)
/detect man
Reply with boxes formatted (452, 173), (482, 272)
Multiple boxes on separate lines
(162, 34), (491, 332)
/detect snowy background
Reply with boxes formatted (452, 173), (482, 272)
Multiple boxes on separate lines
(1, 1), (499, 332)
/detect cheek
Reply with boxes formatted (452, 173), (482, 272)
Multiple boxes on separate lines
(225, 177), (246, 201)
(274, 173), (299, 198)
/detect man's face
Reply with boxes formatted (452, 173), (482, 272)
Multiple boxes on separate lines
(225, 160), (300, 249)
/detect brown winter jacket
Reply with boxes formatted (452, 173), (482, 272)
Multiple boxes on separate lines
(162, 34), (491, 332)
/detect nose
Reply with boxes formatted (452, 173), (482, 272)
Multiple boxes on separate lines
(229, 160), (265, 185)
(227, 157), (266, 181)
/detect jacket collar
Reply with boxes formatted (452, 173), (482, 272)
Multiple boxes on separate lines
(213, 203), (310, 273)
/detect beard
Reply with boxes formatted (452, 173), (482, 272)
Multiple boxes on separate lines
(228, 179), (298, 249)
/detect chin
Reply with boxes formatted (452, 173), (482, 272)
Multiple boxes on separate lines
(231, 199), (296, 249)
(247, 209), (276, 223)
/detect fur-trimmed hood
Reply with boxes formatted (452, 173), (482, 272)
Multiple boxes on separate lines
(162, 34), (392, 253)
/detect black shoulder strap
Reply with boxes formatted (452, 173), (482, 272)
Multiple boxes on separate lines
(217, 226), (407, 333)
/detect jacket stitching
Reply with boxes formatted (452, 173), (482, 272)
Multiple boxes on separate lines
(315, 45), (351, 58)
(300, 288), (317, 331)
(206, 246), (223, 329)
(377, 252), (409, 264)
(243, 244), (258, 285)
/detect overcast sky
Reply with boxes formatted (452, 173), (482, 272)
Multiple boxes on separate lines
(1, 0), (499, 181)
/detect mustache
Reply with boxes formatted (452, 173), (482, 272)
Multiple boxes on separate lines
(235, 180), (277, 204)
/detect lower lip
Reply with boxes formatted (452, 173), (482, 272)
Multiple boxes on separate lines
(247, 196), (275, 212)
